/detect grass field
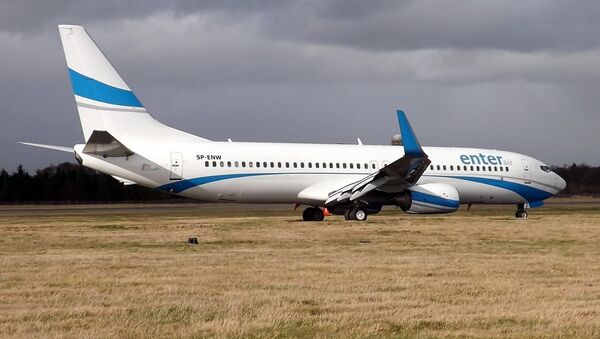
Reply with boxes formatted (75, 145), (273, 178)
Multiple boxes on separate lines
(1, 200), (600, 338)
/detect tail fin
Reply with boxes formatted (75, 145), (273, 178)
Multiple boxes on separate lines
(58, 25), (149, 141)
(58, 24), (209, 144)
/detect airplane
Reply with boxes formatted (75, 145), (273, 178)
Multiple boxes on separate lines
(21, 25), (566, 221)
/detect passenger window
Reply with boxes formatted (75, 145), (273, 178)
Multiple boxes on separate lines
(372, 163), (376, 169)
(308, 163), (312, 168)
(293, 162), (297, 168)
(506, 166), (509, 172)
(364, 163), (368, 169)
(227, 161), (231, 167)
(336, 163), (340, 169)
(488, 166), (492, 171)
(277, 162), (281, 168)
(476, 166), (480, 171)
(256, 162), (260, 168)
(470, 165), (474, 171)
(436, 165), (440, 170)
(205, 161), (209, 167)
(482, 166), (486, 171)
(464, 165), (467, 171)
(343, 163), (347, 169)
(235, 161), (239, 167)
(450, 165), (454, 171)
(349, 163), (354, 169)
(500, 166), (503, 172)
(249, 162), (253, 168)
(270, 162), (274, 168)
(493, 166), (497, 171)
(301, 162), (305, 168)
(242, 161), (246, 168)
(263, 162), (268, 168)
(285, 162), (289, 168)
(430, 165), (434, 170)
(212, 161), (217, 167)
(329, 163), (333, 168)
(357, 163), (361, 169)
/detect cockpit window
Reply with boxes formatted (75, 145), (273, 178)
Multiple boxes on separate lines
(540, 165), (551, 173)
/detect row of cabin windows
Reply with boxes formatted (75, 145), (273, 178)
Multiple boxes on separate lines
(203, 160), (510, 173)
(430, 164), (509, 173)
(205, 160), (377, 170)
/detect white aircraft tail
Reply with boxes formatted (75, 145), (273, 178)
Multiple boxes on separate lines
(58, 25), (209, 144)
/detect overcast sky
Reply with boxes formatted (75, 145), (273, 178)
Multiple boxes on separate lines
(1, 0), (599, 172)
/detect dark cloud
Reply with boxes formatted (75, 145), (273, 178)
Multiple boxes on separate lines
(259, 0), (600, 52)
(1, 1), (599, 172)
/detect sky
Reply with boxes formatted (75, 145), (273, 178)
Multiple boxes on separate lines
(1, 0), (599, 172)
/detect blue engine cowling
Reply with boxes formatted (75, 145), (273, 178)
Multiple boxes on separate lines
(397, 183), (460, 214)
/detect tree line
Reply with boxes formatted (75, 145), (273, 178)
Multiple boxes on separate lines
(0, 162), (598, 203)
(0, 163), (186, 203)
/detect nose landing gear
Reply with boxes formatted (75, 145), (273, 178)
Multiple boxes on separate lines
(515, 203), (528, 219)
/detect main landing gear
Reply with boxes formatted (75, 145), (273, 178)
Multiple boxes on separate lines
(344, 207), (368, 221)
(515, 203), (528, 219)
(302, 207), (324, 221)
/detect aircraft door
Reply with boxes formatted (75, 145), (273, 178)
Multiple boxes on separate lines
(521, 159), (531, 182)
(170, 152), (183, 180)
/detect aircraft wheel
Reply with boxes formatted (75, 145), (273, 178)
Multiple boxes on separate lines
(312, 208), (324, 221)
(302, 207), (314, 221)
(515, 210), (528, 219)
(344, 209), (353, 220)
(354, 208), (368, 221)
(303, 207), (324, 221)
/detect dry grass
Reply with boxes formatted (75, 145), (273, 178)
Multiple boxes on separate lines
(1, 200), (600, 338)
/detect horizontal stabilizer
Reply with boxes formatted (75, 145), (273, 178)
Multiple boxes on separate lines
(83, 130), (134, 157)
(19, 142), (73, 153)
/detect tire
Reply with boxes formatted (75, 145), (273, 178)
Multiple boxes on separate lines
(344, 209), (352, 220)
(348, 208), (357, 220)
(312, 208), (324, 221)
(302, 208), (314, 221)
(354, 209), (367, 221)
(515, 210), (528, 219)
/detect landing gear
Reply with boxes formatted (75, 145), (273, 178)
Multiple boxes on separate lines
(302, 207), (324, 221)
(344, 207), (368, 221)
(515, 203), (528, 219)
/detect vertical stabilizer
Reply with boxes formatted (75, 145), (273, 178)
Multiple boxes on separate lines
(58, 25), (150, 141)
(58, 25), (209, 144)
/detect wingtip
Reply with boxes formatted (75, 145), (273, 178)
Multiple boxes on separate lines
(395, 110), (426, 157)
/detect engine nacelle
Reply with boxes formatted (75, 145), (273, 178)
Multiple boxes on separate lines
(394, 183), (460, 214)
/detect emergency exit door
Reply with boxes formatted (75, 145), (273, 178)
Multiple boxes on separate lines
(170, 152), (183, 180)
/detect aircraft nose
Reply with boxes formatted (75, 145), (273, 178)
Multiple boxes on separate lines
(556, 174), (567, 191)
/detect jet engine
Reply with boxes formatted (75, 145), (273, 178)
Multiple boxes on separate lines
(393, 183), (460, 214)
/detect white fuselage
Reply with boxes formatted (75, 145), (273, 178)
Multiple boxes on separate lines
(75, 140), (565, 206)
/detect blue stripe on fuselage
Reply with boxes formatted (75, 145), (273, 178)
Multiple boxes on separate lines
(449, 176), (553, 202)
(156, 172), (554, 204)
(68, 68), (143, 107)
(157, 173), (274, 193)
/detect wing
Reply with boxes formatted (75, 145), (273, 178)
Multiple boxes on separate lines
(325, 110), (430, 205)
